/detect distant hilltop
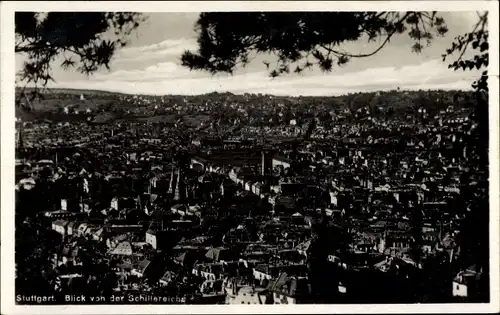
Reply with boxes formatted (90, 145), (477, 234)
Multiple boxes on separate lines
(15, 87), (238, 99)
(15, 86), (473, 101)
(15, 86), (476, 124)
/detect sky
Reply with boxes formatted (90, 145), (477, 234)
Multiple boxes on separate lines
(15, 11), (483, 96)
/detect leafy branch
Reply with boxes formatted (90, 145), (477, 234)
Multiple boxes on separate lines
(181, 12), (449, 77)
(442, 11), (489, 92)
(15, 12), (145, 88)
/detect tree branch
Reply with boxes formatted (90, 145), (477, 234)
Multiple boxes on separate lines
(321, 12), (411, 59)
(455, 15), (484, 63)
(418, 14), (428, 37)
(15, 45), (42, 53)
(320, 33), (391, 58)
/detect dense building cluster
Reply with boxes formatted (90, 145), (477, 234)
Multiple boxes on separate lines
(15, 89), (488, 304)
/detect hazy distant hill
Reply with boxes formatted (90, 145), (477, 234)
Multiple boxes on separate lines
(14, 86), (476, 123)
(16, 87), (126, 97)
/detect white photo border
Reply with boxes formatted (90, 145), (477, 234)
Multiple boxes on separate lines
(1, 1), (499, 314)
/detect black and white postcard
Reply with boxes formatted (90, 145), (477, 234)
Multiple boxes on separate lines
(1, 1), (499, 314)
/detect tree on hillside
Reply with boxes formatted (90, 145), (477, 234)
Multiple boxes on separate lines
(15, 12), (145, 103)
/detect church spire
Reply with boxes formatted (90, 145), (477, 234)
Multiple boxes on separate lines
(168, 160), (175, 194)
(174, 168), (182, 201)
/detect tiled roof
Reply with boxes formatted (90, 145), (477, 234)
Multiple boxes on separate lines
(110, 241), (133, 256)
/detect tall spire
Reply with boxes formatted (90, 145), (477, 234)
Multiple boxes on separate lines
(168, 160), (175, 194)
(174, 168), (181, 201)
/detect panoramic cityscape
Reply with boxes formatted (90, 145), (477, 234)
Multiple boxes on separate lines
(9, 9), (493, 306)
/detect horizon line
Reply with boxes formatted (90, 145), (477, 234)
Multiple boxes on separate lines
(14, 85), (473, 99)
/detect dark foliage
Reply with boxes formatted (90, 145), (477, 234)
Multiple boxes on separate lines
(181, 12), (448, 76)
(442, 12), (489, 93)
(15, 12), (145, 105)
